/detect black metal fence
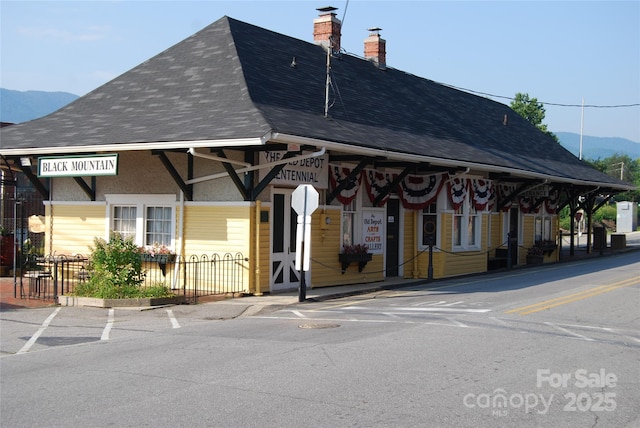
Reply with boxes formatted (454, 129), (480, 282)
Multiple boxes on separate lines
(18, 252), (248, 303)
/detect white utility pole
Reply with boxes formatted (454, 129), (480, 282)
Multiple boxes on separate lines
(579, 97), (584, 160)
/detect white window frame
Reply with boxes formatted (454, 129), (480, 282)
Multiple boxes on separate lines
(105, 194), (177, 249)
(452, 192), (482, 251)
(533, 213), (553, 243)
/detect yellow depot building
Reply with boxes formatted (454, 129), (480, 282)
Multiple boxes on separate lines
(1, 9), (633, 295)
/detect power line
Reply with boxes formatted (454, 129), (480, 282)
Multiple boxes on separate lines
(440, 84), (640, 108)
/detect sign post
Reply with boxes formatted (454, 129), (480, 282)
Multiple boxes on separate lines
(291, 184), (319, 302)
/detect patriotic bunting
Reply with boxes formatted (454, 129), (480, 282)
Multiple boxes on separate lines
(545, 188), (560, 214)
(363, 170), (395, 206)
(329, 165), (362, 205)
(398, 173), (447, 210)
(518, 196), (541, 214)
(448, 177), (468, 210)
(470, 179), (495, 211)
(498, 183), (517, 212)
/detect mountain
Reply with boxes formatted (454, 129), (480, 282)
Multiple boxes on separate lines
(556, 132), (640, 160)
(0, 88), (79, 124)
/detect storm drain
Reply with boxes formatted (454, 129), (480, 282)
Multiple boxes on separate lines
(298, 323), (341, 329)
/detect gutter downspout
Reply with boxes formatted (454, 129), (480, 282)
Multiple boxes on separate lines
(185, 147), (326, 185)
(172, 191), (184, 290)
(254, 200), (262, 296)
(188, 148), (251, 167)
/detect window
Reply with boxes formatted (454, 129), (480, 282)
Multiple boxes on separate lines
(453, 194), (481, 249)
(146, 206), (172, 246)
(534, 214), (553, 242)
(342, 199), (356, 248)
(106, 195), (176, 248)
(113, 206), (137, 241)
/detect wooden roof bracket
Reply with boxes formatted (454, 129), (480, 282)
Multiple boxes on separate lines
(251, 150), (301, 201)
(372, 167), (412, 206)
(17, 162), (50, 200)
(154, 151), (193, 201)
(214, 149), (250, 201)
(496, 180), (542, 211)
(73, 176), (96, 201)
(326, 158), (370, 205)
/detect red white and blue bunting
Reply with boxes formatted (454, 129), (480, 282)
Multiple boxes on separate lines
(545, 188), (560, 214)
(329, 165), (362, 205)
(363, 170), (395, 207)
(497, 183), (517, 212)
(518, 196), (538, 214)
(470, 179), (495, 211)
(448, 177), (468, 210)
(398, 173), (447, 210)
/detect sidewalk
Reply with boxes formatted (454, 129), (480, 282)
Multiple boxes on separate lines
(2, 231), (639, 311)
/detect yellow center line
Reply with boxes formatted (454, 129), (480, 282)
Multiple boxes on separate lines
(505, 276), (639, 316)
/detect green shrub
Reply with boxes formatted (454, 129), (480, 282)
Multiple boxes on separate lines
(73, 232), (175, 299)
(593, 205), (617, 224)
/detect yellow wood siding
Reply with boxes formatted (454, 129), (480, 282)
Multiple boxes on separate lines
(522, 216), (535, 265)
(256, 204), (271, 294)
(489, 213), (504, 253)
(309, 208), (384, 287)
(48, 204), (106, 256)
(408, 212), (489, 279)
(402, 210), (416, 278)
(183, 205), (251, 255)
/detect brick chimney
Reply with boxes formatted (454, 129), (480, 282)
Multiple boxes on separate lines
(364, 27), (386, 69)
(313, 6), (341, 52)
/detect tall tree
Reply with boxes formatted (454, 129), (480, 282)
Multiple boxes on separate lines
(586, 154), (640, 202)
(510, 92), (559, 142)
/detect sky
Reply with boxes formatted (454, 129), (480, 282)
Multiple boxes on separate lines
(1, 0), (639, 142)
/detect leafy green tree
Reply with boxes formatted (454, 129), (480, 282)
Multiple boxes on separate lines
(586, 154), (640, 202)
(510, 92), (559, 143)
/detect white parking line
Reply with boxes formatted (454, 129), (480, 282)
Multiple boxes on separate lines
(101, 309), (115, 340)
(545, 322), (594, 341)
(166, 309), (180, 329)
(17, 307), (61, 354)
(447, 317), (469, 328)
(342, 306), (490, 313)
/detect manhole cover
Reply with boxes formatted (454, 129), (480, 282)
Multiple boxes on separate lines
(298, 323), (340, 329)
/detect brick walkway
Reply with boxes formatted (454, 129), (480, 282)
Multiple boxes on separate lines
(0, 276), (55, 310)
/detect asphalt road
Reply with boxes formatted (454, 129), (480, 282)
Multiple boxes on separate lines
(1, 252), (638, 427)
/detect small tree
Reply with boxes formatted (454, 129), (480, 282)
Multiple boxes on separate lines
(511, 92), (559, 143)
(74, 232), (173, 299)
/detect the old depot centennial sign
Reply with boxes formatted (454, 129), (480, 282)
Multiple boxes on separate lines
(258, 150), (328, 189)
(38, 154), (119, 177)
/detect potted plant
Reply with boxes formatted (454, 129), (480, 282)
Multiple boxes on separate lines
(526, 244), (544, 265)
(338, 244), (372, 273)
(138, 242), (176, 276)
(138, 243), (176, 264)
(536, 239), (558, 256)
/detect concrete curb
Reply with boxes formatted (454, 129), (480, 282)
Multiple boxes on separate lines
(57, 295), (186, 308)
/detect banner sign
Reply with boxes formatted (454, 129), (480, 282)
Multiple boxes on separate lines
(522, 185), (550, 199)
(362, 209), (384, 254)
(38, 154), (119, 177)
(259, 152), (328, 189)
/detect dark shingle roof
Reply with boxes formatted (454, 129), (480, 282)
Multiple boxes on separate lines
(0, 16), (632, 190)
